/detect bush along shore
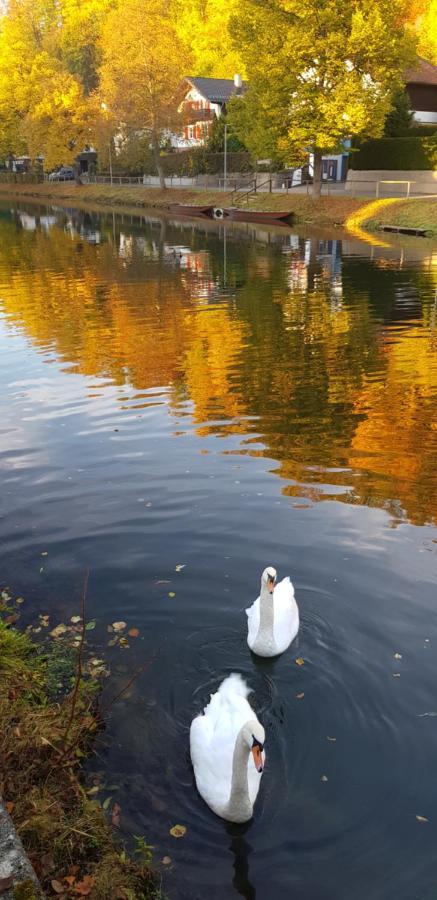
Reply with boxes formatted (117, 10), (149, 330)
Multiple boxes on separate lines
(0, 581), (161, 900)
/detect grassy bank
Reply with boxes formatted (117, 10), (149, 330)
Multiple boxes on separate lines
(0, 181), (435, 236)
(0, 588), (159, 900)
(0, 180), (363, 226)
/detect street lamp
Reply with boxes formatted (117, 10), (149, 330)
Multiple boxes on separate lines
(100, 101), (113, 186)
(224, 123), (228, 191)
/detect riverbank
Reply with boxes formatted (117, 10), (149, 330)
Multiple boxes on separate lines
(0, 588), (159, 900)
(0, 181), (435, 236)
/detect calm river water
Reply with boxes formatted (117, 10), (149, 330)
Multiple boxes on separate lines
(0, 199), (436, 900)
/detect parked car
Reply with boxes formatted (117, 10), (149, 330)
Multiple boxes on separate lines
(48, 166), (75, 181)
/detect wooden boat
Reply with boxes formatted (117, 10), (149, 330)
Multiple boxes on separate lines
(223, 208), (293, 224)
(168, 204), (214, 218)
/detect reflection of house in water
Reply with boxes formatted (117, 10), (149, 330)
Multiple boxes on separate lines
(284, 237), (343, 298)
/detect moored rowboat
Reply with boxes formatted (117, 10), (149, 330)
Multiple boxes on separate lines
(168, 204), (214, 218)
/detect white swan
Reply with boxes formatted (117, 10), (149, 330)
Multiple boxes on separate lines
(190, 673), (265, 823)
(246, 566), (299, 657)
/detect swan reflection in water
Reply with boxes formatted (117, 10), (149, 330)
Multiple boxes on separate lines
(227, 823), (256, 900)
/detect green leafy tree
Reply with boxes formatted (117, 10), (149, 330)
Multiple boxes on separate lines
(206, 112), (246, 152)
(229, 0), (416, 196)
(384, 89), (413, 136)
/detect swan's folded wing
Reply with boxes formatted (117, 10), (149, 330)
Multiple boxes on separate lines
(246, 596), (260, 646)
(273, 577), (299, 651)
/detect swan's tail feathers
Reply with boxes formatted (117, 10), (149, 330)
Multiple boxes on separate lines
(218, 672), (250, 700)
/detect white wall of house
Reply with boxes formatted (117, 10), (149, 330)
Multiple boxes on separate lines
(412, 110), (437, 124)
(172, 86), (222, 149)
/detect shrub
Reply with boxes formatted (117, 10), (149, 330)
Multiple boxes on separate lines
(349, 136), (437, 170)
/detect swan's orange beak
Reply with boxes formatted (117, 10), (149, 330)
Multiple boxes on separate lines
(267, 575), (275, 594)
(252, 745), (263, 773)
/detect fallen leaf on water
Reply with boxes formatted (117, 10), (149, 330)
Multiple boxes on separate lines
(41, 551), (48, 556)
(175, 564), (186, 572)
(85, 620), (96, 631)
(71, 615), (82, 624)
(87, 785), (100, 796)
(75, 874), (95, 896)
(39, 567), (44, 573)
(392, 673), (401, 678)
(128, 628), (139, 638)
(162, 856), (172, 866)
(168, 592), (176, 598)
(416, 815), (429, 823)
(327, 736), (337, 742)
(394, 652), (402, 660)
(112, 621), (127, 632)
(295, 692), (305, 699)
(0, 876), (14, 894)
(119, 637), (129, 648)
(5, 801), (14, 814)
(170, 824), (187, 838)
(107, 637), (119, 647)
(51, 880), (64, 894)
(102, 796), (112, 811)
(321, 775), (328, 782)
(418, 712), (437, 718)
(112, 802), (121, 827)
(50, 624), (67, 638)
(16, 597), (24, 605)
(155, 580), (171, 585)
(295, 657), (305, 666)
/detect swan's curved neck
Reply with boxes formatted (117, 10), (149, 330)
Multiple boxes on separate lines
(226, 728), (253, 822)
(256, 582), (276, 651)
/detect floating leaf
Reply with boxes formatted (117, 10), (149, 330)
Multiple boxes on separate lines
(112, 621), (127, 632)
(128, 628), (139, 638)
(86, 785), (100, 796)
(320, 775), (328, 783)
(39, 567), (44, 573)
(295, 657), (305, 666)
(394, 652), (402, 660)
(175, 564), (186, 572)
(392, 673), (401, 678)
(170, 824), (187, 838)
(418, 712), (437, 718)
(112, 802), (121, 827)
(41, 551), (48, 556)
(51, 880), (64, 894)
(16, 597), (24, 605)
(162, 856), (172, 866)
(327, 736), (337, 742)
(295, 692), (305, 699)
(50, 623), (67, 638)
(71, 615), (82, 624)
(119, 637), (129, 648)
(102, 796), (112, 810)
(168, 592), (176, 598)
(416, 815), (429, 823)
(85, 620), (96, 631)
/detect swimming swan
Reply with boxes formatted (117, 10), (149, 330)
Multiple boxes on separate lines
(246, 566), (299, 657)
(190, 673), (265, 823)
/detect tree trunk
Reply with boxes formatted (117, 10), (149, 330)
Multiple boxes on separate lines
(312, 150), (322, 199)
(152, 130), (166, 190)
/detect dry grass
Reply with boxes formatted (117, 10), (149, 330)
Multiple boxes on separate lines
(0, 612), (159, 900)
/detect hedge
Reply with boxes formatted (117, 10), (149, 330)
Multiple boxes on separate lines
(156, 149), (253, 176)
(349, 136), (437, 170)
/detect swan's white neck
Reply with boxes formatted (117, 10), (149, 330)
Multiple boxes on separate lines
(254, 581), (277, 654)
(226, 728), (253, 823)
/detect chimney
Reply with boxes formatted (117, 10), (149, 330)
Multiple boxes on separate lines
(234, 73), (243, 93)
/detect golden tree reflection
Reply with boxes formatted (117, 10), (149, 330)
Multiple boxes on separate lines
(0, 210), (436, 525)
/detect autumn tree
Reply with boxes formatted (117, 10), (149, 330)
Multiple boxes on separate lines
(172, 0), (245, 79)
(228, 0), (416, 197)
(99, 0), (189, 188)
(0, 0), (100, 167)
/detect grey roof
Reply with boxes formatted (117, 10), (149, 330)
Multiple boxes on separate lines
(185, 76), (246, 104)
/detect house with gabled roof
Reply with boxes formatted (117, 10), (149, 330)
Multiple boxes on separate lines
(173, 75), (245, 149)
(405, 57), (437, 124)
